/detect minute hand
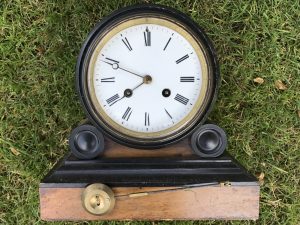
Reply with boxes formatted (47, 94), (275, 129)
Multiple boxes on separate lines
(101, 60), (144, 78)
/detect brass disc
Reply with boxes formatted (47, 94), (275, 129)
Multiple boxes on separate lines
(82, 183), (115, 215)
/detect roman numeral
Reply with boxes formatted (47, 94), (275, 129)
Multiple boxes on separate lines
(122, 107), (133, 121)
(164, 108), (173, 119)
(180, 76), (195, 82)
(144, 112), (150, 126)
(176, 54), (189, 64)
(174, 94), (189, 105)
(163, 37), (171, 51)
(101, 77), (115, 82)
(106, 94), (120, 106)
(121, 36), (132, 51)
(144, 27), (151, 46)
(105, 57), (119, 64)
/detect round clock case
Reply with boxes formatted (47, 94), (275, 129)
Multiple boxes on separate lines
(76, 4), (220, 149)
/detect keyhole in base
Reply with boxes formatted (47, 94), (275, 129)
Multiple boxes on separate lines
(96, 195), (101, 206)
(90, 194), (104, 209)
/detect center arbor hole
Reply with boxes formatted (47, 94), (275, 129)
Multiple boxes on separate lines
(143, 75), (152, 84)
(162, 88), (171, 97)
(124, 89), (133, 97)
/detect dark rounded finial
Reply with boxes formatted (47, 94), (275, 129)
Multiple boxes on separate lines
(69, 124), (104, 159)
(191, 124), (227, 158)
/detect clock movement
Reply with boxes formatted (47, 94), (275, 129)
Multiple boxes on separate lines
(39, 4), (259, 221)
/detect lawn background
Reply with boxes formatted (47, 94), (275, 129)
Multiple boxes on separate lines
(0, 0), (299, 224)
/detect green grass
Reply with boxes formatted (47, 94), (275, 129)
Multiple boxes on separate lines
(0, 0), (299, 224)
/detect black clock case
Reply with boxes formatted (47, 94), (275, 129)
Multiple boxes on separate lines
(41, 5), (260, 220)
(76, 4), (220, 149)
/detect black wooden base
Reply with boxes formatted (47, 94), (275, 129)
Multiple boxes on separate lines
(41, 152), (257, 187)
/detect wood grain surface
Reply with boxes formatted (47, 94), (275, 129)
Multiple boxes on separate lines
(40, 185), (259, 221)
(102, 138), (193, 158)
(40, 139), (259, 221)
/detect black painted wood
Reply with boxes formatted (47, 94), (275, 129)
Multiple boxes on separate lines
(42, 152), (257, 187)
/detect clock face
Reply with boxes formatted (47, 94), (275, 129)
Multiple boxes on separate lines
(92, 23), (203, 134)
(77, 6), (218, 148)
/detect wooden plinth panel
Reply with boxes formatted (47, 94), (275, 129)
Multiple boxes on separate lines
(40, 185), (259, 221)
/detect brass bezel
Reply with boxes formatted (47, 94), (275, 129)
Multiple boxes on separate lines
(86, 15), (213, 142)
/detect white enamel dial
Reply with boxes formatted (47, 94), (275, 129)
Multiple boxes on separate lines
(88, 21), (207, 137)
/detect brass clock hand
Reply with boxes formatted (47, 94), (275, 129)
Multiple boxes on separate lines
(122, 75), (151, 97)
(119, 66), (144, 79)
(131, 81), (144, 91)
(101, 60), (144, 78)
(109, 80), (144, 106)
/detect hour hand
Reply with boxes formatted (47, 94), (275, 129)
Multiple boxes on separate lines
(109, 81), (144, 106)
(102, 58), (120, 70)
